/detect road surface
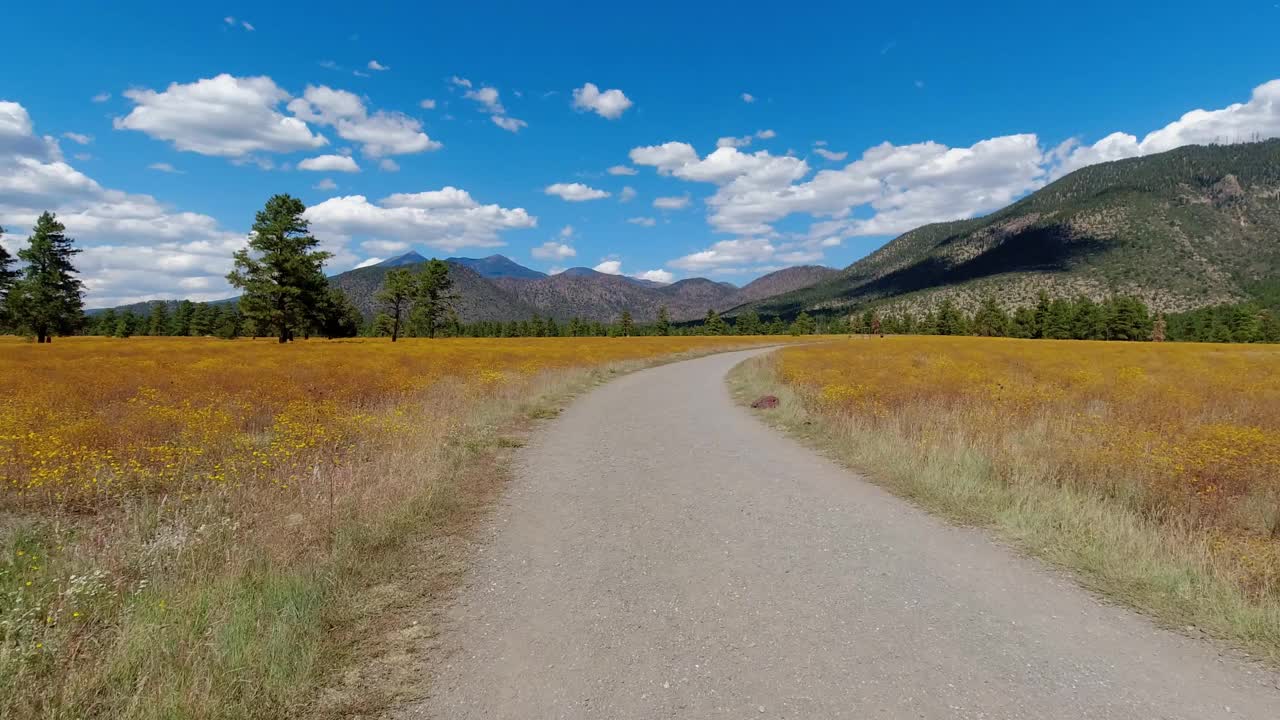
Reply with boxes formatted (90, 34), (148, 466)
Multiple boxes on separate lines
(404, 348), (1280, 719)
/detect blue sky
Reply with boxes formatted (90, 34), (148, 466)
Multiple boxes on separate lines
(2, 1), (1279, 306)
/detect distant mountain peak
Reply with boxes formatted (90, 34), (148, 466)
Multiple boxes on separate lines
(447, 254), (547, 280)
(377, 251), (428, 267)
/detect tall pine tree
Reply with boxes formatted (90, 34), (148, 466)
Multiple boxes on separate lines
(227, 195), (331, 343)
(9, 212), (84, 343)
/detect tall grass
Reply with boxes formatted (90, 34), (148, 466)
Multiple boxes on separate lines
(0, 336), (788, 719)
(731, 337), (1280, 663)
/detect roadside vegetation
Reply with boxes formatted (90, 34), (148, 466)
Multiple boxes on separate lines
(733, 335), (1280, 662)
(0, 335), (790, 719)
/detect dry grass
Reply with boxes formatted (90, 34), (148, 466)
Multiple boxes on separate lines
(731, 336), (1280, 662)
(0, 335), (787, 719)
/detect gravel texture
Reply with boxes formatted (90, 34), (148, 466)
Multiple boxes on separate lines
(404, 348), (1280, 719)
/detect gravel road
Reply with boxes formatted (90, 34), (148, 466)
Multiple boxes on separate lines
(405, 348), (1280, 719)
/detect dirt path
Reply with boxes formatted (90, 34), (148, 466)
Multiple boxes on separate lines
(401, 348), (1280, 719)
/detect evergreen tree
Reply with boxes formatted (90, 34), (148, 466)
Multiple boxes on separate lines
(0, 225), (16, 329)
(227, 194), (331, 343)
(1010, 306), (1037, 338)
(1071, 296), (1107, 340)
(147, 301), (171, 336)
(1032, 290), (1052, 338)
(113, 311), (134, 338)
(316, 287), (362, 338)
(371, 313), (396, 337)
(935, 299), (965, 335)
(545, 315), (560, 338)
(736, 309), (761, 335)
(766, 317), (787, 335)
(407, 259), (456, 338)
(971, 295), (1009, 337)
(190, 303), (215, 336)
(170, 300), (195, 336)
(95, 308), (118, 336)
(377, 268), (416, 342)
(8, 212), (84, 343)
(790, 311), (817, 335)
(1043, 298), (1074, 339)
(619, 310), (634, 337)
(1104, 296), (1153, 341)
(655, 306), (670, 336)
(703, 308), (728, 335)
(1257, 310), (1280, 343)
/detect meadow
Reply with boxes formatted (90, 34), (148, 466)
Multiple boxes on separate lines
(733, 336), (1280, 659)
(0, 335), (787, 719)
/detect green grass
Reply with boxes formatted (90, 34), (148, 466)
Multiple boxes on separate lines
(728, 353), (1280, 665)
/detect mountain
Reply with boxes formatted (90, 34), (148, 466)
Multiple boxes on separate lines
(330, 260), (537, 322)
(744, 140), (1280, 318)
(377, 251), (429, 267)
(445, 254), (547, 280)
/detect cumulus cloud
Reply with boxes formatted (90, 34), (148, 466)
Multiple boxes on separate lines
(305, 186), (536, 252)
(314, 178), (338, 190)
(814, 147), (847, 161)
(62, 132), (92, 145)
(635, 268), (674, 283)
(741, 93), (756, 103)
(756, 129), (776, 140)
(2, 101), (248, 306)
(367, 60), (389, 71)
(287, 84), (441, 157)
(618, 186), (637, 203)
(545, 182), (610, 201)
(627, 216), (656, 226)
(354, 257), (383, 269)
(629, 141), (699, 173)
(668, 237), (778, 272)
(607, 164), (637, 175)
(532, 241), (576, 260)
(419, 98), (437, 109)
(298, 154), (360, 172)
(92, 92), (111, 103)
(593, 259), (622, 274)
(115, 74), (328, 158)
(378, 158), (399, 172)
(492, 115), (527, 132)
(464, 86), (504, 114)
(572, 83), (633, 119)
(653, 194), (692, 210)
(1049, 79), (1280, 179)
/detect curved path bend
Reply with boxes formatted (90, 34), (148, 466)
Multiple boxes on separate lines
(406, 348), (1280, 719)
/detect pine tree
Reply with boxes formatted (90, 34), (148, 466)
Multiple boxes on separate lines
(1071, 296), (1106, 340)
(147, 301), (171, 336)
(1032, 290), (1052, 338)
(190, 303), (215, 336)
(971, 295), (1009, 337)
(619, 310), (634, 336)
(0, 225), (16, 329)
(736, 309), (761, 335)
(408, 259), (455, 338)
(703, 308), (728, 335)
(8, 212), (84, 343)
(377, 268), (416, 342)
(790, 311), (817, 335)
(171, 300), (196, 336)
(935, 299), (965, 335)
(655, 306), (670, 336)
(227, 194), (331, 343)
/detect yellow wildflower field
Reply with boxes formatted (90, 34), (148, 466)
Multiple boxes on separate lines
(0, 335), (781, 508)
(774, 336), (1280, 598)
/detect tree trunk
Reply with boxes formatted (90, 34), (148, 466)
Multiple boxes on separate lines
(278, 328), (288, 343)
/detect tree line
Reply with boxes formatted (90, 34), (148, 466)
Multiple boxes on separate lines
(2, 194), (1277, 344)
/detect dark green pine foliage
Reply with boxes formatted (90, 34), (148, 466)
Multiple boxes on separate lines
(654, 306), (670, 336)
(702, 308), (728, 335)
(407, 259), (456, 338)
(9, 212), (85, 343)
(790, 311), (817, 335)
(227, 194), (332, 343)
(147, 301), (171, 336)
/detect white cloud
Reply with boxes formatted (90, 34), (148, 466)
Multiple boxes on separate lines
(298, 154), (360, 172)
(1, 101), (248, 306)
(626, 216), (656, 227)
(593, 259), (622, 274)
(814, 147), (847, 161)
(314, 178), (338, 190)
(532, 241), (576, 260)
(741, 93), (755, 103)
(756, 129), (776, 140)
(147, 162), (182, 173)
(354, 257), (383, 269)
(92, 92), (111, 103)
(653, 194), (692, 210)
(464, 86), (504, 114)
(629, 141), (699, 173)
(223, 16), (253, 31)
(449, 76), (473, 89)
(379, 158), (399, 172)
(545, 182), (610, 201)
(635, 268), (674, 283)
(607, 164), (637, 175)
(367, 60), (389, 71)
(1050, 79), (1280, 179)
(572, 83), (633, 119)
(305, 187), (536, 252)
(419, 98), (437, 109)
(360, 239), (409, 254)
(559, 225), (574, 238)
(492, 115), (527, 132)
(115, 74), (328, 158)
(669, 237), (777, 271)
(287, 84), (441, 157)
(717, 135), (752, 149)
(62, 132), (92, 145)
(619, 186), (637, 203)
